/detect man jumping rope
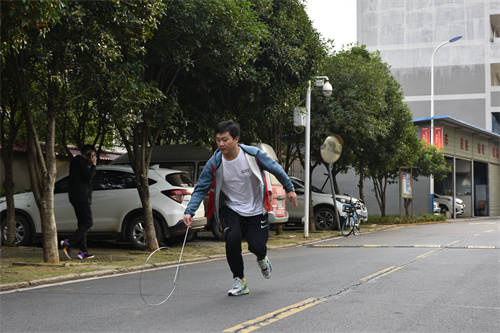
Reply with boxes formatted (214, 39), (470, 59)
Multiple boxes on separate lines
(183, 120), (298, 296)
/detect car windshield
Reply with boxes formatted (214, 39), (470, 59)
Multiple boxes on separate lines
(166, 173), (194, 188)
(291, 178), (324, 193)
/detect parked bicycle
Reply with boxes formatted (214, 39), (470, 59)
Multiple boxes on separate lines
(341, 199), (362, 236)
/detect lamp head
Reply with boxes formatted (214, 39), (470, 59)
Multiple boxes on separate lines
(322, 80), (333, 97)
(449, 35), (462, 43)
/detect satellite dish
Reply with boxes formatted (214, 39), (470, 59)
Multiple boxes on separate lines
(320, 135), (343, 164)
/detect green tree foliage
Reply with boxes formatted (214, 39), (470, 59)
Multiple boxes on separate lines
(161, 0), (325, 152)
(365, 82), (420, 217)
(1, 0), (165, 258)
(308, 45), (448, 217)
(308, 46), (388, 196)
(246, 0), (326, 154)
(87, 0), (166, 251)
(143, 0), (266, 148)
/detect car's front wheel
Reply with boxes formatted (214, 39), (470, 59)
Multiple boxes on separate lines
(1, 214), (32, 246)
(127, 216), (162, 250)
(439, 204), (449, 213)
(314, 207), (335, 230)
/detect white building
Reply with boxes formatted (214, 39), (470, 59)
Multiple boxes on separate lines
(318, 0), (500, 217)
(358, 0), (500, 134)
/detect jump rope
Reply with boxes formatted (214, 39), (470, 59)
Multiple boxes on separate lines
(139, 226), (190, 306)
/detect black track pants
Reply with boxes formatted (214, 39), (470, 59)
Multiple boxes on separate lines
(69, 202), (93, 253)
(221, 206), (269, 279)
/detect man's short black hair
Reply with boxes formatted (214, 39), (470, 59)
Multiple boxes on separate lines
(81, 144), (96, 155)
(216, 120), (240, 139)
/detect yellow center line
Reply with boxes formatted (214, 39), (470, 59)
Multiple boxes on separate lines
(223, 298), (327, 333)
(417, 250), (435, 258)
(376, 266), (404, 279)
(360, 266), (396, 281)
(485, 230), (495, 233)
(446, 240), (460, 246)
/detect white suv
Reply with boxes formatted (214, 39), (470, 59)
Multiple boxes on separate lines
(0, 165), (206, 249)
(434, 193), (466, 215)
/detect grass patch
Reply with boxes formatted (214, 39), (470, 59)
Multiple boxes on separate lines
(0, 263), (101, 284)
(367, 214), (446, 225)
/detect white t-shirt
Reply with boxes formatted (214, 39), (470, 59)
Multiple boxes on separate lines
(220, 148), (262, 216)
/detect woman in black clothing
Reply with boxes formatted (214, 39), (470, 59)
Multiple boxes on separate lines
(60, 145), (97, 260)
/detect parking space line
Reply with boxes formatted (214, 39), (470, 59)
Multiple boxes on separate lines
(223, 298), (326, 333)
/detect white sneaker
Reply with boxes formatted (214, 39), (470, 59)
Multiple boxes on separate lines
(257, 256), (272, 279)
(228, 277), (249, 296)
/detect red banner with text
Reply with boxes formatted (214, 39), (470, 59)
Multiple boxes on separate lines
(420, 127), (442, 150)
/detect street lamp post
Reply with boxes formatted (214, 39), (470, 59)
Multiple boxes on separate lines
(304, 76), (332, 237)
(430, 35), (462, 214)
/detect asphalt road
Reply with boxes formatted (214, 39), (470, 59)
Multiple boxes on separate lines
(1, 219), (499, 333)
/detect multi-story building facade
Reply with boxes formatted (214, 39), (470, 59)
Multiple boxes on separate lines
(341, 0), (500, 217)
(358, 0), (500, 133)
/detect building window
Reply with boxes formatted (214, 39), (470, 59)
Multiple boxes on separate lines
(491, 14), (500, 40)
(491, 64), (500, 86)
(493, 112), (500, 135)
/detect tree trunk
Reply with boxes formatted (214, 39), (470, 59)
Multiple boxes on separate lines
(357, 168), (365, 203)
(372, 176), (387, 218)
(16, 49), (59, 263)
(116, 123), (160, 252)
(23, 103), (59, 262)
(332, 171), (340, 195)
(404, 198), (412, 217)
(274, 224), (284, 236)
(39, 188), (59, 263)
(137, 175), (159, 251)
